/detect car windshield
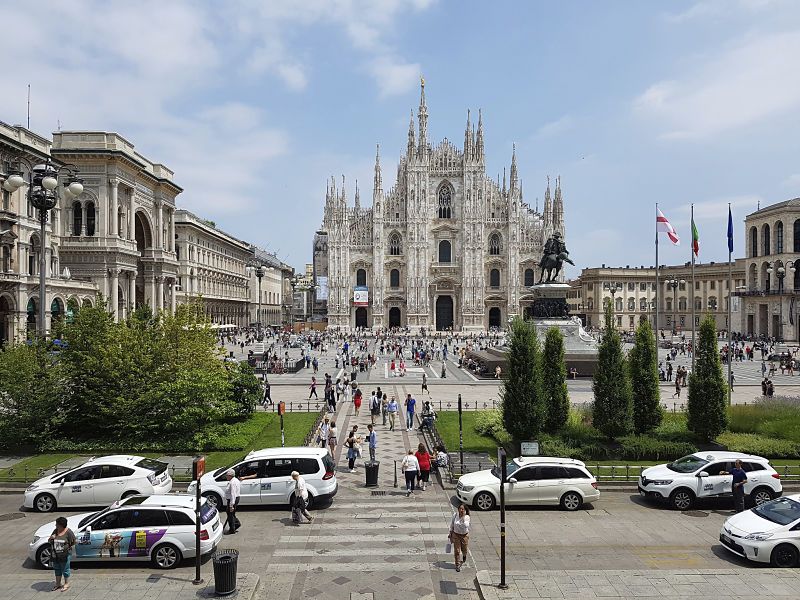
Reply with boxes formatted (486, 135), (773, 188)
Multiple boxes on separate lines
(490, 461), (520, 480)
(753, 497), (800, 526)
(667, 455), (709, 473)
(79, 507), (110, 529)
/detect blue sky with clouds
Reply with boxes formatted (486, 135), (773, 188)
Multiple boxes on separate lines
(2, 0), (799, 274)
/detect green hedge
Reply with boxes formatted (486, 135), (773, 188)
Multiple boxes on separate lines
(717, 432), (800, 459)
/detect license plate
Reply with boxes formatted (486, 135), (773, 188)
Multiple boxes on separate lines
(212, 521), (219, 531)
(721, 534), (731, 545)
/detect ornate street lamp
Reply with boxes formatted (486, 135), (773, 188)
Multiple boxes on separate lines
(1, 159), (82, 336)
(767, 262), (796, 341)
(255, 265), (264, 339)
(665, 277), (685, 335)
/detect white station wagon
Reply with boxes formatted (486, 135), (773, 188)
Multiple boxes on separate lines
(24, 455), (172, 513)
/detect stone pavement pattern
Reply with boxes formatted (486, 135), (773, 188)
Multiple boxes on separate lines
(477, 569), (800, 599)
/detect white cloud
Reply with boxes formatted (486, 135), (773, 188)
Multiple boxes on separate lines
(634, 31), (800, 139)
(665, 0), (787, 23)
(534, 115), (575, 138)
(674, 195), (762, 226)
(782, 174), (800, 189)
(368, 57), (421, 97)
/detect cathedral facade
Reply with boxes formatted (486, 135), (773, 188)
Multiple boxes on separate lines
(320, 82), (565, 332)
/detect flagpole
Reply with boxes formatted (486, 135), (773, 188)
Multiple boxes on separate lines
(727, 203), (733, 407)
(691, 204), (696, 374)
(655, 203), (660, 340)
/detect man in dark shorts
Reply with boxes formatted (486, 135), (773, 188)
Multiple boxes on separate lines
(421, 373), (429, 396)
(729, 459), (748, 513)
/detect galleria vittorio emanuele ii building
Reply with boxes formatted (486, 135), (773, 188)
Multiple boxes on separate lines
(318, 81), (566, 332)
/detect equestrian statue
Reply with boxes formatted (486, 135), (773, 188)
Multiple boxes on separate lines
(538, 231), (574, 283)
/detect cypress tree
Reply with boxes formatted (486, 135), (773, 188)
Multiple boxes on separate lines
(542, 327), (569, 432)
(592, 299), (633, 439)
(500, 316), (545, 442)
(687, 315), (728, 440)
(629, 319), (663, 434)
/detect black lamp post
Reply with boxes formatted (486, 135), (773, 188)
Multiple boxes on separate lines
(603, 281), (622, 327)
(767, 262), (795, 341)
(1, 159), (82, 337)
(665, 277), (684, 334)
(255, 265), (264, 338)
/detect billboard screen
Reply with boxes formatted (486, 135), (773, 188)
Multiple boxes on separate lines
(316, 276), (329, 301)
(353, 286), (369, 306)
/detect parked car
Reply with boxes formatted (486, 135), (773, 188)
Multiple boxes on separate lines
(720, 494), (800, 567)
(24, 455), (172, 513)
(455, 457), (599, 511)
(639, 451), (781, 510)
(29, 494), (222, 570)
(187, 447), (337, 509)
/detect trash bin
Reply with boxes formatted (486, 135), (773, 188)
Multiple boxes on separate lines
(365, 460), (380, 487)
(212, 549), (239, 596)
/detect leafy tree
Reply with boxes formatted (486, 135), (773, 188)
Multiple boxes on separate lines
(542, 327), (569, 432)
(0, 340), (64, 450)
(592, 299), (633, 439)
(500, 316), (545, 443)
(687, 315), (728, 440)
(227, 362), (261, 417)
(629, 319), (663, 434)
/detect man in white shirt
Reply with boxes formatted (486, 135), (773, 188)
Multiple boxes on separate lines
(224, 470), (241, 534)
(291, 471), (313, 524)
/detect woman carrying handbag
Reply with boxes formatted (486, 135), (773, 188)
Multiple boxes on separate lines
(448, 503), (471, 572)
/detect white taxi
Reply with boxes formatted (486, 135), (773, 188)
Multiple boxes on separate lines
(24, 455), (172, 512)
(720, 494), (800, 567)
(29, 494), (221, 570)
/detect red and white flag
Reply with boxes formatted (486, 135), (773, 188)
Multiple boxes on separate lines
(657, 208), (680, 245)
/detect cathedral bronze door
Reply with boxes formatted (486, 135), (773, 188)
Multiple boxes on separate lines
(355, 307), (368, 328)
(435, 296), (454, 331)
(489, 307), (501, 328)
(389, 307), (401, 328)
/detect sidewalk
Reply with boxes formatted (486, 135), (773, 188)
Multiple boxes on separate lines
(0, 572), (259, 599)
(476, 569), (800, 599)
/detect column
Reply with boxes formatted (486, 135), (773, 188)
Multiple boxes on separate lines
(129, 273), (136, 312)
(111, 269), (119, 322)
(149, 276), (157, 309)
(156, 202), (163, 249)
(157, 276), (164, 312)
(170, 279), (177, 313)
(128, 190), (136, 240)
(109, 178), (118, 237)
(169, 209), (175, 251)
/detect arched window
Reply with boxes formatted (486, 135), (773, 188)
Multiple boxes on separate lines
(795, 260), (800, 290)
(795, 220), (800, 253)
(695, 297), (702, 310)
(489, 268), (500, 287)
(776, 221), (784, 253)
(438, 184), (452, 219)
(438, 240), (451, 263)
(666, 298), (672, 311)
(72, 201), (82, 236)
(751, 226), (758, 257)
(640, 297), (647, 311)
(679, 297), (687, 311)
(615, 297), (623, 312)
(488, 233), (502, 255)
(763, 223), (771, 255)
(627, 298), (635, 311)
(390, 268), (400, 288)
(86, 202), (96, 236)
(524, 268), (535, 287)
(388, 232), (402, 255)
(356, 269), (367, 287)
(587, 298), (593, 311)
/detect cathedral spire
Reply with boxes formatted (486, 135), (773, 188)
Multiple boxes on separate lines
(354, 179), (360, 211)
(510, 143), (518, 191)
(341, 174), (347, 206)
(476, 109), (484, 160)
(407, 110), (415, 157)
(464, 109), (471, 158)
(543, 176), (553, 227)
(417, 76), (428, 157)
(373, 144), (382, 196)
(502, 167), (507, 195)
(554, 175), (564, 232)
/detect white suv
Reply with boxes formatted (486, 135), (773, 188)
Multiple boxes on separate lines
(24, 455), (172, 513)
(456, 457), (600, 511)
(29, 494), (222, 570)
(188, 447), (337, 509)
(639, 451), (782, 510)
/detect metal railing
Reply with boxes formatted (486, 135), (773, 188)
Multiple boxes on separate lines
(429, 398), (498, 412)
(264, 401), (325, 413)
(302, 406), (329, 448)
(589, 464), (800, 482)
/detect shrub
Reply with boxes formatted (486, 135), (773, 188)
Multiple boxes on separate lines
(500, 317), (545, 443)
(616, 436), (696, 461)
(592, 300), (633, 439)
(687, 315), (728, 440)
(542, 327), (569, 433)
(717, 433), (800, 459)
(474, 410), (513, 446)
(629, 319), (662, 434)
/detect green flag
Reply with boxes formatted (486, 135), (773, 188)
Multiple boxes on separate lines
(691, 218), (699, 257)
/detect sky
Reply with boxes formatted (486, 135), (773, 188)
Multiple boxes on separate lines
(2, 0), (800, 276)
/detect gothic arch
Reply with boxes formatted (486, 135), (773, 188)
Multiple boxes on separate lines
(388, 231), (402, 255)
(488, 232), (502, 255)
(135, 210), (154, 251)
(437, 181), (453, 219)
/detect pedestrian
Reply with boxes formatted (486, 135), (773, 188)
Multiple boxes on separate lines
(387, 396), (399, 431)
(729, 371), (735, 392)
(263, 379), (272, 406)
(346, 428), (359, 472)
(727, 459), (748, 513)
(415, 443), (431, 491)
(312, 356), (319, 373)
(672, 377), (681, 399)
(381, 393), (389, 426)
(309, 376), (318, 400)
(441, 360), (447, 378)
(224, 470), (240, 534)
(435, 445), (449, 469)
(448, 503), (471, 572)
(48, 516), (76, 591)
(421, 372), (429, 396)
(405, 393), (417, 431)
(353, 388), (362, 416)
(291, 471), (314, 524)
(401, 449), (420, 496)
(316, 417), (330, 449)
(390, 359), (396, 377)
(421, 400), (436, 430)
(761, 360), (767, 377)
(366, 424), (377, 462)
(327, 420), (338, 457)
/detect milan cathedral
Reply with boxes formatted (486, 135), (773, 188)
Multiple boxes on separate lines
(319, 81), (566, 332)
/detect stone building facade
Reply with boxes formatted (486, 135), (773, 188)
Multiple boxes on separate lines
(321, 82), (564, 332)
(0, 122), (97, 342)
(50, 132), (180, 320)
(250, 246), (291, 328)
(174, 209), (251, 325)
(738, 199), (800, 341)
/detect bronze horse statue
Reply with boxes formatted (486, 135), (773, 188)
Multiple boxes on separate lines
(539, 251), (575, 283)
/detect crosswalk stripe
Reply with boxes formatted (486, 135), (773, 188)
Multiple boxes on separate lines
(328, 502), (446, 510)
(281, 524), (450, 532)
(279, 534), (448, 543)
(268, 562), (431, 572)
(273, 548), (447, 557)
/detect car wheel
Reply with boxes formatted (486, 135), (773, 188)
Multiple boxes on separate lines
(121, 491), (140, 499)
(36, 545), (53, 569)
(34, 493), (56, 513)
(751, 487), (774, 507)
(560, 491), (583, 511)
(669, 488), (694, 511)
(202, 492), (222, 509)
(473, 491), (496, 511)
(771, 544), (799, 568)
(151, 543), (182, 569)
